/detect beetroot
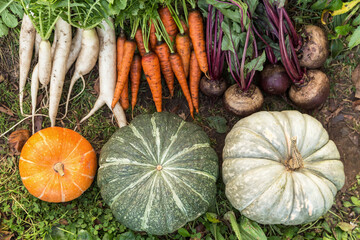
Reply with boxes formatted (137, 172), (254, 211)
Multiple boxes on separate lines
(200, 77), (227, 97)
(224, 84), (264, 117)
(298, 25), (329, 69)
(201, 5), (226, 97)
(289, 70), (329, 110)
(260, 64), (290, 95)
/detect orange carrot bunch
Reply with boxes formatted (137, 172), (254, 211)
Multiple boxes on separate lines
(110, 1), (209, 118)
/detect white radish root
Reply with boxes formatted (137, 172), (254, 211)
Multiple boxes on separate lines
(19, 14), (36, 115)
(35, 32), (41, 57)
(66, 28), (83, 73)
(80, 19), (127, 127)
(49, 18), (72, 127)
(38, 40), (52, 86)
(31, 64), (39, 134)
(51, 29), (58, 57)
(63, 28), (99, 119)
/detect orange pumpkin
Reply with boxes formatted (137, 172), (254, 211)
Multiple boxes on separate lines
(19, 127), (97, 203)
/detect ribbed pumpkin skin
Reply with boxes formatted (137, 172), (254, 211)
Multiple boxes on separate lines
(223, 111), (345, 225)
(19, 127), (97, 203)
(98, 112), (218, 235)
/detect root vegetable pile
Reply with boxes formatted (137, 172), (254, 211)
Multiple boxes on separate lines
(15, 0), (332, 130)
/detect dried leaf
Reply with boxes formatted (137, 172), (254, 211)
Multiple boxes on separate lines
(178, 112), (186, 120)
(59, 219), (68, 225)
(348, 133), (358, 146)
(0, 105), (14, 116)
(325, 106), (344, 123)
(353, 100), (360, 111)
(352, 64), (360, 98)
(0, 231), (14, 240)
(8, 129), (31, 155)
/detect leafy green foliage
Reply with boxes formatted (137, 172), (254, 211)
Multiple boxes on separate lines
(207, 116), (228, 133)
(348, 26), (360, 48)
(310, 0), (360, 54)
(20, 0), (65, 39)
(239, 216), (267, 240)
(199, 0), (265, 89)
(63, 0), (111, 30)
(0, 0), (23, 37)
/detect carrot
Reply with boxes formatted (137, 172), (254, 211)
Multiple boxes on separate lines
(180, 19), (189, 34)
(111, 40), (136, 109)
(190, 51), (201, 113)
(188, 10), (208, 75)
(116, 32), (128, 110)
(120, 79), (129, 110)
(142, 52), (162, 112)
(154, 41), (175, 97)
(117, 32), (126, 71)
(158, 6), (178, 43)
(135, 28), (147, 57)
(176, 33), (191, 78)
(130, 54), (142, 110)
(170, 53), (194, 118)
(150, 21), (157, 51)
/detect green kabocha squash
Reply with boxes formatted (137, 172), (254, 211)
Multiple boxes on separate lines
(222, 111), (345, 225)
(98, 112), (218, 235)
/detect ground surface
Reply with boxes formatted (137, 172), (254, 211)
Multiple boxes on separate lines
(1, 10), (360, 240)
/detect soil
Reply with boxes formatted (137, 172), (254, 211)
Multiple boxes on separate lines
(329, 120), (360, 191)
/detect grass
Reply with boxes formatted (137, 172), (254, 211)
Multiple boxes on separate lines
(2, 144), (359, 240)
(1, 3), (360, 239)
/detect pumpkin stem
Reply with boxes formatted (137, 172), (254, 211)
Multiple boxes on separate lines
(286, 137), (304, 171)
(53, 162), (65, 176)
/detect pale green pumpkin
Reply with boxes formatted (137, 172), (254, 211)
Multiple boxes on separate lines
(222, 111), (345, 225)
(98, 112), (218, 235)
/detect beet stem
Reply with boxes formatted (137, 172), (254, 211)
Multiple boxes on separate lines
(206, 5), (226, 81)
(226, 51), (241, 86)
(279, 9), (301, 82)
(239, 26), (251, 90)
(282, 8), (302, 47)
(206, 4), (212, 74)
(213, 10), (219, 65)
(246, 29), (259, 90)
(228, 26), (243, 87)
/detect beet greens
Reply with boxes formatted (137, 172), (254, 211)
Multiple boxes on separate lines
(206, 4), (225, 82)
(255, 0), (306, 84)
(199, 0), (266, 91)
